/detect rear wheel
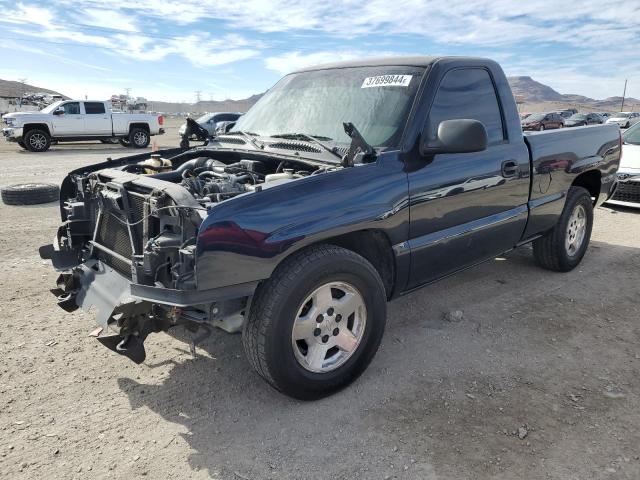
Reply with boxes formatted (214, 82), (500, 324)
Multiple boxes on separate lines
(243, 244), (387, 399)
(129, 128), (150, 148)
(24, 129), (51, 152)
(533, 186), (593, 272)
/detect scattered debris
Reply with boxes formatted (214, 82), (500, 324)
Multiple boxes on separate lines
(603, 391), (626, 399)
(517, 426), (528, 440)
(444, 310), (464, 322)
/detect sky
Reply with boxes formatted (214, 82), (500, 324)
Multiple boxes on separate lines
(0, 0), (638, 103)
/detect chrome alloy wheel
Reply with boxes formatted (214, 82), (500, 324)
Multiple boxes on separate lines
(565, 204), (587, 256)
(29, 133), (47, 150)
(291, 281), (367, 373)
(133, 131), (148, 146)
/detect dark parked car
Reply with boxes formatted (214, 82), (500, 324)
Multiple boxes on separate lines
(564, 113), (604, 127)
(521, 112), (565, 131)
(41, 56), (621, 399)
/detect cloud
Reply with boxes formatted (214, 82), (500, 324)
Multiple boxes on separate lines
(1, 0), (639, 99)
(264, 51), (362, 76)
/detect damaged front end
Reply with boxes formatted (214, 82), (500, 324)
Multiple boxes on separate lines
(40, 146), (332, 363)
(40, 164), (210, 363)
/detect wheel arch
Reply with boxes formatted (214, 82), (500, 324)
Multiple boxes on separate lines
(571, 169), (601, 204)
(23, 123), (51, 136)
(275, 229), (397, 300)
(128, 122), (150, 135)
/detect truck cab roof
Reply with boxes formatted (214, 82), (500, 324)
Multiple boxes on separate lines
(293, 55), (494, 72)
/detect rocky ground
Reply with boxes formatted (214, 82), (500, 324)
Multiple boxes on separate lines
(0, 123), (639, 479)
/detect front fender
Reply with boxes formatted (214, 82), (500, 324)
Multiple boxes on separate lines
(195, 154), (410, 290)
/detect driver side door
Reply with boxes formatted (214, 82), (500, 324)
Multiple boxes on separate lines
(406, 67), (530, 288)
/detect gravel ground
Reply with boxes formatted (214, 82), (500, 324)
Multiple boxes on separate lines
(1, 125), (639, 479)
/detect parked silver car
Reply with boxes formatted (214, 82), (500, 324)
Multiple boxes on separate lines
(605, 112), (640, 129)
(178, 112), (242, 138)
(607, 122), (640, 207)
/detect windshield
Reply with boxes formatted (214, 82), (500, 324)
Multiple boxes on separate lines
(568, 114), (587, 120)
(232, 66), (425, 147)
(614, 113), (630, 118)
(525, 113), (545, 121)
(41, 101), (63, 113)
(623, 122), (640, 145)
(196, 113), (215, 123)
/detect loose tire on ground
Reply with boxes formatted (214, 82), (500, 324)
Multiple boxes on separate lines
(23, 129), (51, 152)
(18, 141), (27, 150)
(242, 244), (387, 400)
(533, 186), (593, 272)
(119, 137), (131, 147)
(1, 183), (59, 205)
(129, 127), (150, 148)
(100, 138), (119, 144)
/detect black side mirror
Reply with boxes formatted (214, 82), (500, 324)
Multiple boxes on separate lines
(421, 119), (488, 155)
(53, 107), (64, 116)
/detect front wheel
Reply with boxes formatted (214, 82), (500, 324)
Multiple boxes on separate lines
(243, 245), (387, 400)
(24, 129), (51, 152)
(533, 186), (593, 272)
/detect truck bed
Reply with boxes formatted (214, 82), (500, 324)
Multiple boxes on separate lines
(522, 124), (621, 238)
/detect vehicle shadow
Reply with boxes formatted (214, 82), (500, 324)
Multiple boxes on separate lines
(116, 240), (640, 479)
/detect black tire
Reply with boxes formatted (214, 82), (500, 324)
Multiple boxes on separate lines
(100, 138), (119, 144)
(119, 137), (131, 147)
(18, 141), (27, 150)
(243, 244), (387, 400)
(23, 129), (51, 152)
(532, 186), (593, 272)
(1, 183), (59, 205)
(129, 127), (150, 148)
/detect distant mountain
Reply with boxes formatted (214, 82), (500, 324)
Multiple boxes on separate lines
(0, 78), (68, 99)
(148, 93), (264, 114)
(507, 76), (565, 102)
(506, 76), (639, 110)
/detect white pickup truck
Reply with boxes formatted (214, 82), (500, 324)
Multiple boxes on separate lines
(2, 100), (164, 152)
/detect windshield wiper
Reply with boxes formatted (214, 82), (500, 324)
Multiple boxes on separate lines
(270, 133), (342, 160)
(342, 122), (375, 167)
(224, 131), (263, 150)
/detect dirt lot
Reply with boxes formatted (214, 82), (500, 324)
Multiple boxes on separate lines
(1, 124), (639, 480)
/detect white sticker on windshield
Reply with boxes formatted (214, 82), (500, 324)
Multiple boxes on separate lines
(361, 75), (413, 88)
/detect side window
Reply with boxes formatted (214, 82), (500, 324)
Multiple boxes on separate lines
(217, 114), (238, 122)
(84, 102), (105, 114)
(62, 102), (80, 115)
(427, 68), (505, 144)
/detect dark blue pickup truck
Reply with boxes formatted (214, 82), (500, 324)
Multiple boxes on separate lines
(41, 56), (621, 399)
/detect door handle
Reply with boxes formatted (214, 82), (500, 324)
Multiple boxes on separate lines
(501, 160), (519, 178)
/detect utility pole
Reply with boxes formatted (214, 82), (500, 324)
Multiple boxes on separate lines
(621, 79), (627, 112)
(195, 91), (202, 103)
(17, 78), (27, 96)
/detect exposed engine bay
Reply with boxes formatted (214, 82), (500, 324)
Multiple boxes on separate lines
(43, 149), (339, 363)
